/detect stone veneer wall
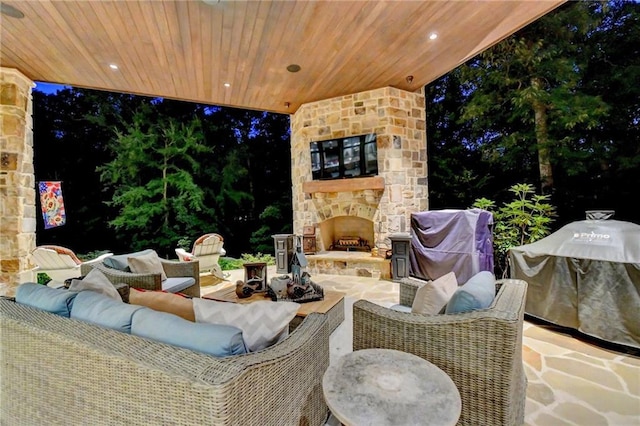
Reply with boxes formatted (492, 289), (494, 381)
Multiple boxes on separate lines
(0, 68), (35, 296)
(290, 86), (428, 251)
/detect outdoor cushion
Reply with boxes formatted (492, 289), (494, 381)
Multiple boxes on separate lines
(411, 272), (458, 315)
(390, 304), (412, 313)
(193, 299), (299, 352)
(127, 249), (167, 281)
(445, 271), (496, 314)
(131, 308), (247, 357)
(103, 249), (155, 271)
(15, 282), (78, 317)
(129, 289), (195, 321)
(162, 277), (196, 293)
(68, 267), (121, 301)
(70, 290), (145, 333)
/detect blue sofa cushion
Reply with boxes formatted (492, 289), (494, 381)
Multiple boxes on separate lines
(445, 271), (496, 314)
(132, 309), (247, 357)
(70, 291), (145, 333)
(15, 283), (78, 317)
(103, 249), (155, 271)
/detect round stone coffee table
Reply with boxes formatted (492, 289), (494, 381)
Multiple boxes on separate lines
(322, 348), (461, 426)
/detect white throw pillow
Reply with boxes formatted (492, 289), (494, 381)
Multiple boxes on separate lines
(68, 268), (121, 301)
(192, 299), (300, 352)
(411, 271), (458, 315)
(127, 250), (167, 281)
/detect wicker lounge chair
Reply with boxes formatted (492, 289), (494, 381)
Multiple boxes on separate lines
(353, 277), (528, 426)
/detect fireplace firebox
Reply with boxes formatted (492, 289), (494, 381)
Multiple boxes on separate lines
(330, 236), (371, 252)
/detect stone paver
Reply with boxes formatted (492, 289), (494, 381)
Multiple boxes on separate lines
(201, 270), (640, 426)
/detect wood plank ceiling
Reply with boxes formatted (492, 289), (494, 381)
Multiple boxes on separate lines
(1, 0), (565, 114)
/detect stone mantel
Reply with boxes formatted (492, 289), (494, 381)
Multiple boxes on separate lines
(302, 176), (385, 194)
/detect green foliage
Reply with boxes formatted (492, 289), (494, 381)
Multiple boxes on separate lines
(458, 1), (609, 192)
(36, 273), (51, 285)
(77, 250), (111, 262)
(428, 0), (640, 225)
(99, 109), (210, 255)
(472, 183), (556, 278)
(219, 257), (243, 271)
(249, 204), (292, 255)
(176, 237), (192, 251)
(219, 253), (276, 271)
(240, 252), (276, 265)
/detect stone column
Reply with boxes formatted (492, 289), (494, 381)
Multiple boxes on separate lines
(289, 86), (428, 251)
(0, 68), (36, 296)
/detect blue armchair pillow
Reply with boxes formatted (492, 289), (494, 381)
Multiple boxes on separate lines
(445, 271), (496, 314)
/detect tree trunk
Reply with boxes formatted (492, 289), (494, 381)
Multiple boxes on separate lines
(531, 77), (554, 194)
(162, 138), (169, 229)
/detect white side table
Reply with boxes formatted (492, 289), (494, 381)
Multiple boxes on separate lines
(323, 348), (461, 426)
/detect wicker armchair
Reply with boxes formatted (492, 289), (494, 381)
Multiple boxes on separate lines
(353, 278), (528, 426)
(81, 259), (201, 298)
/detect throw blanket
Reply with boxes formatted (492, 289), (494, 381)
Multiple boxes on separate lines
(38, 181), (66, 229)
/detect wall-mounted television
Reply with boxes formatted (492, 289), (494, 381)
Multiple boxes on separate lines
(310, 133), (378, 180)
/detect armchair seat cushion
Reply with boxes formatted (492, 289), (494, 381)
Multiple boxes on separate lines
(390, 304), (412, 313)
(162, 277), (196, 294)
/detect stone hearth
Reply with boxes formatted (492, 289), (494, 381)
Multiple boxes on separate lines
(305, 251), (391, 279)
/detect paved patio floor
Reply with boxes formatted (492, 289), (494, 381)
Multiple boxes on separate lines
(201, 267), (640, 426)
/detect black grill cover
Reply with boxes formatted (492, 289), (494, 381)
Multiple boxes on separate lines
(510, 218), (640, 350)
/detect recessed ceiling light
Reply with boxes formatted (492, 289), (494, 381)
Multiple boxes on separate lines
(224, 83), (231, 88)
(429, 33), (438, 41)
(0, 3), (25, 19)
(287, 64), (301, 73)
(109, 64), (119, 70)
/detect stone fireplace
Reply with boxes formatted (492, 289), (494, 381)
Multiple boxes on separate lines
(289, 86), (428, 278)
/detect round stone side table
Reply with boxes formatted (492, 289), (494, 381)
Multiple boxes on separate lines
(322, 348), (461, 426)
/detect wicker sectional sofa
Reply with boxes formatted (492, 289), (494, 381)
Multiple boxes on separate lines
(0, 294), (332, 425)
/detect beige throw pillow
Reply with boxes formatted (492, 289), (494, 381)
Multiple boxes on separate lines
(68, 268), (121, 301)
(411, 271), (458, 315)
(127, 250), (167, 281)
(129, 289), (195, 321)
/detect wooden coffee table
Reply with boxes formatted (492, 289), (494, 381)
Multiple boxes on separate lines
(204, 285), (345, 333)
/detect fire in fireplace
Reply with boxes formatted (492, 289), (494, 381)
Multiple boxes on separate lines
(330, 236), (371, 252)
